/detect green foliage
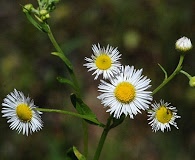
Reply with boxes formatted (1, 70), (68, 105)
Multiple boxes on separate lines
(158, 63), (168, 80)
(65, 146), (86, 160)
(1, 0), (194, 160)
(38, 0), (60, 12)
(70, 93), (104, 127)
(57, 76), (76, 90)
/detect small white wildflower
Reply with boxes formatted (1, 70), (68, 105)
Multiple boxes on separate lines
(2, 89), (43, 136)
(84, 43), (121, 80)
(148, 100), (181, 132)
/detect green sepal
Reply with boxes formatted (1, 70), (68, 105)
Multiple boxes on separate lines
(70, 93), (104, 127)
(65, 146), (86, 160)
(110, 114), (125, 129)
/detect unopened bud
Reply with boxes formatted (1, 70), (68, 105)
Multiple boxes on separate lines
(175, 36), (192, 52)
(189, 76), (195, 87)
(39, 10), (50, 21)
(40, 10), (48, 16)
(23, 4), (33, 13)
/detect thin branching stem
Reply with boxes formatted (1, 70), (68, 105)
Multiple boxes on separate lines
(152, 55), (185, 95)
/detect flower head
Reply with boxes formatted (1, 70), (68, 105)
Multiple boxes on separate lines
(148, 100), (181, 132)
(84, 43), (121, 80)
(1, 89), (43, 136)
(175, 36), (192, 52)
(98, 65), (152, 119)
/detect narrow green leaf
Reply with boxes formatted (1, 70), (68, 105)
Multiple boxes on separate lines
(51, 52), (73, 70)
(65, 146), (86, 160)
(23, 11), (43, 32)
(73, 146), (86, 160)
(51, 52), (59, 56)
(59, 54), (73, 70)
(158, 63), (168, 80)
(36, 108), (103, 126)
(57, 76), (76, 90)
(70, 94), (104, 127)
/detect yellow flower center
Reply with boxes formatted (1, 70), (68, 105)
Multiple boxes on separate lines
(114, 82), (136, 103)
(156, 106), (173, 124)
(95, 54), (112, 70)
(16, 103), (33, 122)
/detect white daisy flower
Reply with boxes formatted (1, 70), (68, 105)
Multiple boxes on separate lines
(84, 43), (121, 80)
(148, 100), (181, 132)
(175, 36), (192, 52)
(1, 89), (43, 136)
(97, 65), (152, 119)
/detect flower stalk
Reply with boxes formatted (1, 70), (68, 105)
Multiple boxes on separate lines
(93, 116), (113, 160)
(152, 55), (185, 95)
(36, 108), (104, 127)
(44, 24), (81, 96)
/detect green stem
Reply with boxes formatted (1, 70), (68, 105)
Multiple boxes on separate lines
(36, 108), (101, 126)
(42, 23), (93, 158)
(180, 70), (192, 79)
(152, 55), (185, 95)
(93, 116), (113, 160)
(46, 24), (72, 69)
(45, 24), (80, 96)
(82, 120), (88, 158)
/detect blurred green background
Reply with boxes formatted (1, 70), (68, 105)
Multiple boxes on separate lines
(0, 0), (195, 160)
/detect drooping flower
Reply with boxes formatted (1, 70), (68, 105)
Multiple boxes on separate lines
(84, 43), (121, 80)
(1, 89), (43, 136)
(175, 36), (192, 52)
(98, 65), (152, 119)
(148, 100), (181, 132)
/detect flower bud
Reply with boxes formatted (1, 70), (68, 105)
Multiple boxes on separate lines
(175, 36), (192, 52)
(45, 13), (50, 19)
(189, 76), (195, 87)
(23, 4), (33, 13)
(39, 9), (50, 21)
(39, 9), (48, 16)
